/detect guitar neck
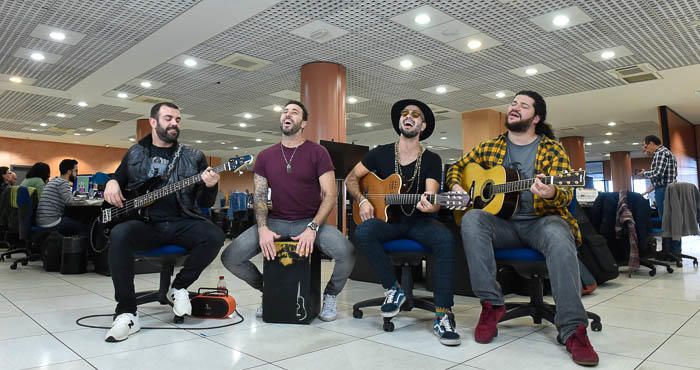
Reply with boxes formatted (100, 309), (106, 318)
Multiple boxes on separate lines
(385, 193), (436, 205)
(492, 176), (554, 195)
(131, 163), (227, 208)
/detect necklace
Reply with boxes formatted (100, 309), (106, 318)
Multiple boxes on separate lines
(394, 141), (424, 216)
(281, 142), (302, 174)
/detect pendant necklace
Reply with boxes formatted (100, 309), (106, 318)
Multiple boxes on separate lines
(281, 142), (301, 174)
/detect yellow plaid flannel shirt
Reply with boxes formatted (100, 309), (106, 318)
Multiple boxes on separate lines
(446, 133), (582, 246)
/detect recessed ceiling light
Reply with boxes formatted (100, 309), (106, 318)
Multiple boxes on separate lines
(373, 145), (378, 148)
(56, 113), (66, 118)
(347, 96), (358, 104)
(435, 86), (447, 94)
(601, 50), (616, 59)
(525, 68), (538, 75)
(427, 145), (434, 148)
(105, 144), (110, 148)
(30, 52), (45, 61)
(77, 101), (88, 107)
(183, 58), (198, 67)
(117, 92), (128, 99)
(363, 122), (373, 127)
(467, 39), (482, 50)
(399, 59), (414, 69)
(605, 132), (613, 136)
(238, 123), (248, 128)
(604, 140), (611, 144)
(273, 105), (282, 112)
(414, 14), (431, 25)
(243, 113), (253, 119)
(49, 31), (66, 41)
(440, 136), (447, 140)
(255, 138), (262, 142)
(495, 91), (506, 98)
(85, 128), (94, 132)
(140, 81), (152, 88)
(129, 138), (136, 142)
(9, 76), (22, 83)
(632, 142), (639, 145)
(30, 128), (38, 132)
(232, 146), (239, 150)
(220, 141), (226, 145)
(585, 142), (592, 146)
(39, 122), (48, 127)
(74, 133), (81, 136)
(195, 140), (203, 144)
(605, 153), (610, 156)
(607, 121), (616, 126)
(552, 14), (570, 27)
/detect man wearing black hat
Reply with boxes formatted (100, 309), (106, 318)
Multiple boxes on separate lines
(345, 99), (460, 346)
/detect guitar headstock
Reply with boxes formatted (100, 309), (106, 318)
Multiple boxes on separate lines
(553, 169), (586, 187)
(226, 155), (254, 172)
(436, 192), (471, 210)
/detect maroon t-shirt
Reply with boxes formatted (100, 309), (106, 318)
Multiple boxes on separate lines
(254, 141), (335, 220)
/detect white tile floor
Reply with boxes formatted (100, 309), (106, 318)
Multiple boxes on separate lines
(1, 237), (699, 370)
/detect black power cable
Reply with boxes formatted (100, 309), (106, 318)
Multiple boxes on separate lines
(76, 310), (245, 330)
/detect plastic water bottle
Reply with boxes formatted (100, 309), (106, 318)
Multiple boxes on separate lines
(217, 276), (226, 292)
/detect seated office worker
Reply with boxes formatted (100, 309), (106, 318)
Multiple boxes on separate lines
(447, 91), (598, 366)
(0, 166), (17, 194)
(36, 159), (89, 236)
(221, 100), (355, 322)
(103, 102), (225, 342)
(345, 99), (460, 346)
(20, 162), (51, 199)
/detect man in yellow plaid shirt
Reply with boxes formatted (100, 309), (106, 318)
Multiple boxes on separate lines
(446, 91), (598, 367)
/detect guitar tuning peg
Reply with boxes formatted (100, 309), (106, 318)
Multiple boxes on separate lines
(578, 168), (583, 171)
(566, 181), (571, 185)
(562, 170), (568, 174)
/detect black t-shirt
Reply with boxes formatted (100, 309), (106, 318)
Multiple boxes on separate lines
(361, 143), (442, 218)
(145, 145), (181, 222)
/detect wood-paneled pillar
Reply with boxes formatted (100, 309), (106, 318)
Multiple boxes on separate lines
(136, 118), (150, 141)
(560, 136), (586, 171)
(300, 62), (347, 144)
(461, 109), (505, 153)
(610, 151), (632, 191)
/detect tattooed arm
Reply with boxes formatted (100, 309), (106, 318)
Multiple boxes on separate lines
(254, 173), (279, 260)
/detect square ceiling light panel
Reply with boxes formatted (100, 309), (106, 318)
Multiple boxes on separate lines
(481, 90), (516, 100)
(290, 20), (349, 43)
(167, 54), (213, 70)
(421, 84), (461, 95)
(127, 79), (166, 90)
(13, 48), (62, 64)
(270, 90), (300, 100)
(508, 63), (555, 77)
(382, 54), (432, 71)
(529, 6), (593, 32)
(391, 5), (454, 32)
(29, 24), (86, 45)
(1, 73), (36, 85)
(583, 45), (634, 62)
(420, 20), (480, 42)
(447, 33), (502, 53)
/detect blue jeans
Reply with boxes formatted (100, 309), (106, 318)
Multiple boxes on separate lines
(353, 215), (455, 309)
(655, 186), (682, 254)
(460, 210), (587, 343)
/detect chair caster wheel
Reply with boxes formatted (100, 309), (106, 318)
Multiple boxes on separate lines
(694, 260), (699, 268)
(353, 309), (363, 319)
(174, 315), (184, 324)
(667, 267), (674, 273)
(648, 269), (656, 276)
(10, 263), (17, 270)
(383, 320), (394, 332)
(591, 321), (602, 332)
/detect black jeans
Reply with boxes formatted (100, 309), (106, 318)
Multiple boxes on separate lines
(109, 218), (225, 315)
(353, 215), (455, 308)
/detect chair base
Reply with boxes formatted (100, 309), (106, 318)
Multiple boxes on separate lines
(133, 256), (195, 324)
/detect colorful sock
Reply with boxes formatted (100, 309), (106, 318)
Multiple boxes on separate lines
(435, 307), (449, 319)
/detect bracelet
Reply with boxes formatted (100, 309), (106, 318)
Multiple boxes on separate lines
(359, 198), (369, 207)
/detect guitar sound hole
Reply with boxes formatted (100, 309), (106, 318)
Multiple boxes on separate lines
(482, 183), (493, 200)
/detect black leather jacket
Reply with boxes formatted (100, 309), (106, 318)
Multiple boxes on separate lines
(114, 134), (217, 220)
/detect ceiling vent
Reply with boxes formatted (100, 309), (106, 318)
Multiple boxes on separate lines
(434, 114), (453, 121)
(217, 53), (271, 71)
(132, 95), (171, 104)
(256, 129), (278, 135)
(97, 119), (120, 125)
(606, 63), (662, 84)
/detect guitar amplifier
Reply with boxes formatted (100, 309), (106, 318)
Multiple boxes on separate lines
(262, 241), (320, 324)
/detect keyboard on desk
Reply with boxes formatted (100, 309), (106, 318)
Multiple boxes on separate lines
(70, 198), (104, 206)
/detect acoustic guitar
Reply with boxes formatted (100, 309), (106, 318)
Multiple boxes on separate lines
(352, 172), (469, 224)
(453, 162), (585, 222)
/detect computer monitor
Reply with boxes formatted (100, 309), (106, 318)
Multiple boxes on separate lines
(73, 174), (92, 194)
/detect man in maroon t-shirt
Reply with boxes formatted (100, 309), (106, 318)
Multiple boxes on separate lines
(221, 100), (355, 322)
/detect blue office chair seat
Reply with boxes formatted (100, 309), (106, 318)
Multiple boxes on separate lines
(353, 239), (435, 332)
(134, 244), (192, 323)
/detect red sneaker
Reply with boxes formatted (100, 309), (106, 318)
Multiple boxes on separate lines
(565, 324), (599, 366)
(474, 301), (506, 344)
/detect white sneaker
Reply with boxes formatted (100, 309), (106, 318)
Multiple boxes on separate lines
(168, 288), (192, 317)
(105, 313), (140, 342)
(256, 305), (263, 318)
(318, 294), (337, 322)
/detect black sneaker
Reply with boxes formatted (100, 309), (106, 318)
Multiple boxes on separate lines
(433, 313), (461, 346)
(380, 286), (406, 318)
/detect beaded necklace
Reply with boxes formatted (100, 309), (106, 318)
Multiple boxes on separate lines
(394, 141), (424, 216)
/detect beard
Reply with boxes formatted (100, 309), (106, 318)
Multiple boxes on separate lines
(155, 123), (180, 143)
(505, 115), (535, 133)
(399, 125), (420, 138)
(69, 174), (76, 183)
(280, 121), (302, 136)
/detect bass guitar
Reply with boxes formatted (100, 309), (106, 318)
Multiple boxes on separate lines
(352, 172), (469, 224)
(454, 162), (585, 221)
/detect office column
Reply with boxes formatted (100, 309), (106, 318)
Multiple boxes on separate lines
(300, 62), (347, 143)
(461, 109), (505, 153)
(136, 118), (150, 140)
(560, 136), (586, 171)
(610, 151), (633, 191)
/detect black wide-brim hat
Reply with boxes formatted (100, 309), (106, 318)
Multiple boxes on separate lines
(391, 99), (435, 141)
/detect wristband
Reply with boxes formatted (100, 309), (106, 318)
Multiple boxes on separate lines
(359, 198), (369, 207)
